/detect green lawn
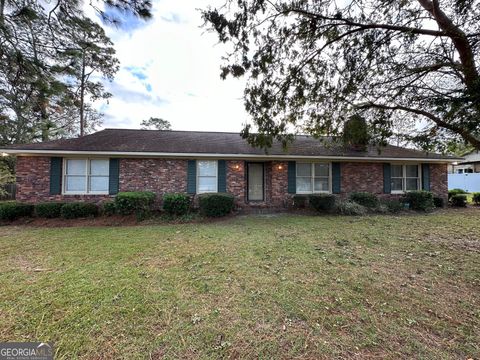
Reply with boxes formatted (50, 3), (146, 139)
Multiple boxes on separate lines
(0, 210), (479, 359)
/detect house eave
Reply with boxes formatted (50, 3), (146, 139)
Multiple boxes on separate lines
(0, 149), (462, 163)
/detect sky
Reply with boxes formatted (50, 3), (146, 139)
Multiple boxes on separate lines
(89, 0), (248, 132)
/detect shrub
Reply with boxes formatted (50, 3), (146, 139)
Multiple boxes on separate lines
(402, 191), (434, 211)
(433, 196), (445, 208)
(335, 200), (367, 216)
(102, 201), (117, 216)
(349, 192), (379, 208)
(450, 194), (467, 207)
(382, 200), (403, 213)
(198, 193), (234, 217)
(472, 192), (480, 205)
(114, 191), (156, 215)
(35, 202), (65, 218)
(0, 202), (34, 220)
(309, 194), (336, 212)
(448, 188), (467, 200)
(292, 195), (308, 209)
(163, 193), (191, 216)
(60, 203), (98, 219)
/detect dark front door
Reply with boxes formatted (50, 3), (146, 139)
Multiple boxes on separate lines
(247, 162), (264, 201)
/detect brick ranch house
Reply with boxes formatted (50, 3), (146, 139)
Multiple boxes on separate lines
(1, 129), (459, 209)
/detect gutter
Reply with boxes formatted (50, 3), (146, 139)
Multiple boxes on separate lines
(0, 149), (462, 163)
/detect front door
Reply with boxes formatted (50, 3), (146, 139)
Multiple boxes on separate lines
(247, 162), (264, 201)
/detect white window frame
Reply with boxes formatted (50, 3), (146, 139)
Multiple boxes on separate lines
(296, 162), (332, 194)
(63, 158), (110, 195)
(391, 163), (422, 194)
(197, 160), (218, 194)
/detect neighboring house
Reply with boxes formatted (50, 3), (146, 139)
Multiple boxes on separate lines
(0, 129), (460, 208)
(448, 150), (480, 174)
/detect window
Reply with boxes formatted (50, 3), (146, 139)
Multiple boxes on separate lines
(197, 160), (217, 193)
(391, 164), (420, 193)
(296, 162), (330, 193)
(64, 159), (109, 194)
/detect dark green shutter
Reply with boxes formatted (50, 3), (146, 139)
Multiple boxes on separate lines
(422, 163), (430, 191)
(383, 163), (391, 194)
(109, 158), (120, 195)
(187, 160), (197, 194)
(287, 161), (296, 194)
(218, 160), (226, 192)
(332, 162), (341, 194)
(49, 157), (62, 195)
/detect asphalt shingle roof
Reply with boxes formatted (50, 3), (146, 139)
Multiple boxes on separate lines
(2, 129), (457, 160)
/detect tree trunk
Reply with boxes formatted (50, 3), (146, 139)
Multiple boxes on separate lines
(79, 49), (86, 137)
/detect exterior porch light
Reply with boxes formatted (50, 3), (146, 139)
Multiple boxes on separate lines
(234, 164), (240, 170)
(277, 164), (284, 170)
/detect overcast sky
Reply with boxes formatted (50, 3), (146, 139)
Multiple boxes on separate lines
(90, 0), (248, 132)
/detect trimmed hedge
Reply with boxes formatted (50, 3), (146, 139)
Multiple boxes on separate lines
(402, 191), (434, 211)
(309, 194), (336, 212)
(102, 201), (117, 216)
(448, 188), (467, 200)
(115, 191), (156, 215)
(433, 196), (445, 208)
(0, 202), (34, 220)
(292, 195), (308, 209)
(198, 193), (234, 217)
(35, 202), (65, 218)
(163, 193), (191, 216)
(335, 200), (367, 216)
(60, 203), (98, 219)
(349, 192), (379, 208)
(382, 199), (403, 213)
(450, 194), (467, 207)
(472, 192), (480, 205)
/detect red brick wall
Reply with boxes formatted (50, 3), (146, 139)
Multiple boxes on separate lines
(14, 156), (448, 205)
(226, 160), (245, 205)
(430, 163), (448, 199)
(341, 162), (384, 195)
(119, 158), (187, 194)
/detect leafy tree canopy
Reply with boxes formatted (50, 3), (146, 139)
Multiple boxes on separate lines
(141, 117), (172, 130)
(0, 0), (151, 145)
(202, 0), (480, 152)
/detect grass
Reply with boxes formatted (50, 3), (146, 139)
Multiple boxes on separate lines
(0, 210), (479, 359)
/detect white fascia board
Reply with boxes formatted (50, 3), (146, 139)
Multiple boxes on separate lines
(0, 149), (461, 163)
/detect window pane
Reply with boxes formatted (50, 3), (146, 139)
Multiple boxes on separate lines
(297, 163), (311, 177)
(198, 161), (217, 176)
(391, 178), (403, 191)
(406, 178), (418, 191)
(405, 165), (418, 177)
(297, 177), (312, 192)
(90, 160), (109, 176)
(90, 176), (109, 192)
(66, 176), (86, 192)
(67, 160), (86, 175)
(314, 178), (329, 192)
(391, 165), (403, 178)
(198, 177), (217, 192)
(314, 163), (329, 177)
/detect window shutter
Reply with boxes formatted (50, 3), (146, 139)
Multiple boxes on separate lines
(287, 161), (296, 194)
(332, 162), (341, 194)
(383, 163), (391, 194)
(187, 160), (197, 194)
(49, 157), (62, 195)
(109, 158), (120, 195)
(218, 160), (226, 192)
(422, 163), (430, 191)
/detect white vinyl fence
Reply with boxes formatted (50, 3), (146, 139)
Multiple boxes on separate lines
(448, 173), (480, 192)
